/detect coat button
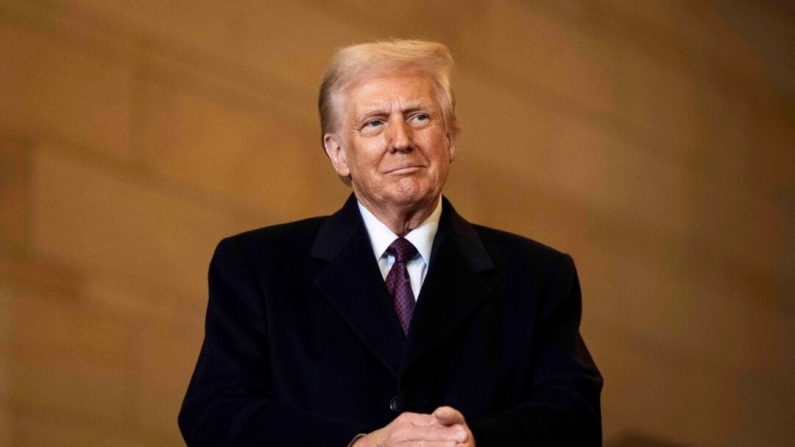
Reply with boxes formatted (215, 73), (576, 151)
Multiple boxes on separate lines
(389, 396), (402, 413)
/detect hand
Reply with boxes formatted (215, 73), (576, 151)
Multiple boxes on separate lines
(353, 407), (473, 447)
(432, 406), (475, 447)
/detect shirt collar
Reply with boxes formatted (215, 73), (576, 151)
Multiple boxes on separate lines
(357, 197), (442, 264)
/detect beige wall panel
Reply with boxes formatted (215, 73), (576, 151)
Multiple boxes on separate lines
(2, 286), (128, 423)
(305, 0), (481, 47)
(0, 398), (11, 447)
(680, 2), (774, 77)
(675, 363), (747, 447)
(0, 292), (10, 387)
(696, 70), (755, 155)
(136, 323), (201, 440)
(586, 253), (688, 338)
(0, 291), (10, 444)
(748, 112), (795, 192)
(596, 138), (692, 233)
(592, 333), (745, 447)
(598, 1), (763, 80)
(9, 293), (128, 378)
(16, 408), (145, 447)
(136, 44), (318, 135)
(733, 297), (789, 378)
(737, 376), (795, 446)
(7, 359), (126, 424)
(454, 73), (557, 182)
(690, 156), (785, 281)
(541, 115), (612, 205)
(584, 205), (688, 276)
(454, 71), (604, 204)
(457, 1), (620, 117)
(29, 144), (254, 302)
(61, 0), (371, 91)
(455, 69), (692, 238)
(586, 234), (776, 375)
(0, 251), (84, 307)
(1, 238), (200, 446)
(313, 0), (472, 30)
(682, 274), (783, 373)
(595, 335), (678, 443)
(597, 0), (681, 31)
(0, 25), (132, 158)
(0, 135), (30, 248)
(136, 79), (347, 222)
(613, 49), (703, 154)
(443, 158), (588, 254)
(82, 267), (205, 330)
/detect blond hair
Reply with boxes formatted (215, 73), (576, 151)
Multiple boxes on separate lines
(318, 39), (460, 147)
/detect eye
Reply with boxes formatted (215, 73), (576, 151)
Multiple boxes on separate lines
(358, 118), (386, 136)
(363, 119), (384, 129)
(408, 112), (431, 127)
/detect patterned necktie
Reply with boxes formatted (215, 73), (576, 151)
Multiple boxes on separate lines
(385, 237), (418, 335)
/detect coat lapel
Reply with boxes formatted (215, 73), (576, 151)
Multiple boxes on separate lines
(402, 199), (500, 373)
(310, 195), (500, 379)
(310, 195), (405, 378)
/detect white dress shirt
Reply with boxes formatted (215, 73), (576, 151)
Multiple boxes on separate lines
(357, 198), (442, 300)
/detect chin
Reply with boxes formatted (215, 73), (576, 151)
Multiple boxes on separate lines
(388, 190), (436, 208)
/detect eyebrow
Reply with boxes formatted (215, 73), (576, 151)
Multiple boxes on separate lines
(355, 101), (433, 120)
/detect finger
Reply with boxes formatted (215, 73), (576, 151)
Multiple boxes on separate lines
(397, 412), (436, 427)
(396, 443), (458, 447)
(432, 406), (465, 425)
(404, 442), (460, 447)
(390, 422), (467, 443)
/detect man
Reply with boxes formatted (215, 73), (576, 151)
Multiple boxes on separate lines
(179, 40), (602, 446)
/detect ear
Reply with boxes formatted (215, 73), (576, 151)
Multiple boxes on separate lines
(446, 133), (457, 162)
(323, 133), (351, 177)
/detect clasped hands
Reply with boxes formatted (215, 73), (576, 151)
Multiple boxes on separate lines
(353, 406), (475, 447)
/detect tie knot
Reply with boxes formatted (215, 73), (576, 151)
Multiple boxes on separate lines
(387, 237), (418, 264)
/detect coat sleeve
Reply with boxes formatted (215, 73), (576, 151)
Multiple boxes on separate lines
(468, 254), (603, 446)
(178, 237), (368, 446)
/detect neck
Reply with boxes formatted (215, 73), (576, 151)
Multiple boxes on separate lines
(357, 195), (439, 236)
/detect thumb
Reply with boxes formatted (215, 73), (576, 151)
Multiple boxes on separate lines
(432, 406), (464, 426)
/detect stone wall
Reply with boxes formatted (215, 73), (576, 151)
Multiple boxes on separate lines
(0, 1), (792, 445)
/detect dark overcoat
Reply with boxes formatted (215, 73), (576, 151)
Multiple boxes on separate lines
(179, 195), (602, 446)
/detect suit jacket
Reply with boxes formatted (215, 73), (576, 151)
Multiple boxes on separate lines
(179, 195), (602, 446)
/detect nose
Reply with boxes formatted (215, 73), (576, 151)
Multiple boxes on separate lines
(386, 118), (412, 152)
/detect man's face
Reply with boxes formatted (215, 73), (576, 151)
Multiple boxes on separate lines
(324, 69), (456, 213)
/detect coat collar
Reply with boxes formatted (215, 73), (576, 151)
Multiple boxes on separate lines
(403, 196), (498, 373)
(310, 194), (499, 378)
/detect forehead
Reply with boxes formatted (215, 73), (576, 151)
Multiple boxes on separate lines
(344, 69), (439, 112)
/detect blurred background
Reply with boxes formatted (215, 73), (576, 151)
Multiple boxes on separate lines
(0, 0), (793, 446)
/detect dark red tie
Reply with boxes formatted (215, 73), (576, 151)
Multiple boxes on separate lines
(385, 238), (418, 335)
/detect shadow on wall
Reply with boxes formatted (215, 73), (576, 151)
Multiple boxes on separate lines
(608, 432), (690, 447)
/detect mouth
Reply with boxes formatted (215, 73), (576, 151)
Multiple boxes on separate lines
(385, 165), (425, 175)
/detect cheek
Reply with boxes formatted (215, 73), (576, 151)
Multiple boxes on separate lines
(346, 148), (380, 178)
(355, 142), (386, 165)
(431, 140), (453, 164)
